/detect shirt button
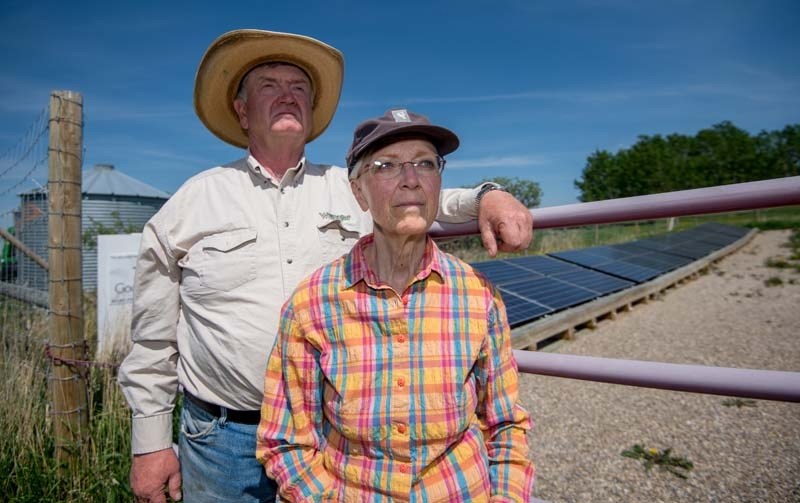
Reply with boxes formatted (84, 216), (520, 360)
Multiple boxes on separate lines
(280, 187), (285, 194)
(397, 377), (405, 387)
(397, 335), (406, 343)
(399, 465), (410, 474)
(283, 222), (289, 228)
(287, 258), (293, 264)
(396, 423), (407, 434)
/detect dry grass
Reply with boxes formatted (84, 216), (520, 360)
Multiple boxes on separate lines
(0, 294), (132, 501)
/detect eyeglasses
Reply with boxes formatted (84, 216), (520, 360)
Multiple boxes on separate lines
(366, 156), (445, 179)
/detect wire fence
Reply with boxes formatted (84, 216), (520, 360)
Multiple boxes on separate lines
(0, 104), (50, 295)
(0, 91), (89, 469)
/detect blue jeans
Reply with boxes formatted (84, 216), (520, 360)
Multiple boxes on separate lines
(179, 396), (278, 502)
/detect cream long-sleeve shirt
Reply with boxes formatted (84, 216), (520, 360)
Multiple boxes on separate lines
(117, 155), (482, 455)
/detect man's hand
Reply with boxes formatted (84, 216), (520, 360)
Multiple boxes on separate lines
(131, 448), (182, 502)
(478, 189), (534, 257)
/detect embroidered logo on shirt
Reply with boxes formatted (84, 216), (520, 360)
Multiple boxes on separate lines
(319, 212), (351, 222)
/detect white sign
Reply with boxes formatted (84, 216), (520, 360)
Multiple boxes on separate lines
(97, 234), (141, 357)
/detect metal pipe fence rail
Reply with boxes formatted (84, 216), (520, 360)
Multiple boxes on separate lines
(430, 175), (800, 405)
(430, 175), (800, 236)
(513, 351), (800, 403)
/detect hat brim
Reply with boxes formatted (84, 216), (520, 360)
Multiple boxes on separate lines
(347, 124), (460, 168)
(194, 29), (344, 148)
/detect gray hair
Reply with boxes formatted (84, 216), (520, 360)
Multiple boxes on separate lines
(235, 62), (314, 103)
(348, 149), (375, 180)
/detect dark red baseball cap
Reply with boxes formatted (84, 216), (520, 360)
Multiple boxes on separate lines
(346, 108), (460, 175)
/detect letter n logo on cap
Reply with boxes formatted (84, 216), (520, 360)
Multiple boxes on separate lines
(391, 109), (411, 122)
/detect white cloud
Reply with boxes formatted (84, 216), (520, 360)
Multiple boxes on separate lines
(447, 154), (546, 170)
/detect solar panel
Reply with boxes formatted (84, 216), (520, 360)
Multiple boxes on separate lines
(500, 276), (598, 311)
(612, 241), (660, 254)
(550, 249), (613, 267)
(577, 246), (636, 260)
(635, 238), (720, 259)
(551, 269), (634, 295)
(469, 222), (749, 329)
(619, 251), (693, 272)
(498, 290), (552, 327)
(696, 222), (752, 238)
(589, 260), (661, 282)
(506, 255), (584, 275)
(471, 260), (543, 285)
(684, 229), (739, 246)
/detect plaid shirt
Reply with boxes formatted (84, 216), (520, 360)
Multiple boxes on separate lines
(257, 235), (535, 502)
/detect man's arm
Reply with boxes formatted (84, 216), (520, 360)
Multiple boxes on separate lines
(438, 184), (533, 257)
(118, 217), (182, 501)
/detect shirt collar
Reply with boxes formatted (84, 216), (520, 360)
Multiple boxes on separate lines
(346, 234), (445, 290)
(246, 151), (307, 183)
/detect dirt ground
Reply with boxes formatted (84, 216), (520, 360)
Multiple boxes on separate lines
(518, 230), (800, 503)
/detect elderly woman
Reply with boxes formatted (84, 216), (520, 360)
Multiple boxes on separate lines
(256, 109), (535, 502)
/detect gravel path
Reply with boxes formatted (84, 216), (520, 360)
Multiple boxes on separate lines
(518, 230), (800, 503)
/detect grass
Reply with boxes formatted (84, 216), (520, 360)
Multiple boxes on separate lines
(621, 444), (694, 479)
(721, 398), (758, 408)
(765, 257), (792, 269)
(764, 276), (784, 287)
(0, 294), (132, 502)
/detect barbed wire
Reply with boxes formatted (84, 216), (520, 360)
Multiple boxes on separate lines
(44, 342), (120, 370)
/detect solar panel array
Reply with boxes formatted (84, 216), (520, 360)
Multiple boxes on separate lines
(471, 222), (750, 328)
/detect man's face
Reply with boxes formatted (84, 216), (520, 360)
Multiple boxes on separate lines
(233, 64), (313, 145)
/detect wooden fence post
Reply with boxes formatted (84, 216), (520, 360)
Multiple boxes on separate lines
(48, 90), (87, 469)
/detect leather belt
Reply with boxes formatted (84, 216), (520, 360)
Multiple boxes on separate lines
(184, 392), (261, 425)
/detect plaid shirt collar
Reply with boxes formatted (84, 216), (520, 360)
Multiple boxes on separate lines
(346, 234), (444, 290)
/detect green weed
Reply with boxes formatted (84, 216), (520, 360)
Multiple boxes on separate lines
(764, 276), (784, 287)
(721, 398), (758, 408)
(765, 257), (792, 269)
(622, 444), (694, 479)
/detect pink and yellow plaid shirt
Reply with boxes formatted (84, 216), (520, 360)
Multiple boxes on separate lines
(257, 235), (535, 502)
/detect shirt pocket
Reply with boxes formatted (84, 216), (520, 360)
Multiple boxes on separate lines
(317, 218), (360, 262)
(193, 228), (258, 292)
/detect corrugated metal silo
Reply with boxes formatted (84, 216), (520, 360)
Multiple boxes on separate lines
(81, 164), (170, 290)
(15, 190), (49, 290)
(14, 164), (170, 292)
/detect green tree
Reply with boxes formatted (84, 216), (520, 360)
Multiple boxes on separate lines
(574, 149), (621, 201)
(82, 211), (142, 250)
(574, 121), (799, 202)
(475, 176), (542, 209)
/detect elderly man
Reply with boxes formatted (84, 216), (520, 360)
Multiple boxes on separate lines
(119, 29), (533, 503)
(257, 108), (535, 501)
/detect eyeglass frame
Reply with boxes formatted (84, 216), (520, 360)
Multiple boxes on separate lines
(361, 155), (446, 179)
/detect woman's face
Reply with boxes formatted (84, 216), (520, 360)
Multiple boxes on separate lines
(350, 138), (442, 239)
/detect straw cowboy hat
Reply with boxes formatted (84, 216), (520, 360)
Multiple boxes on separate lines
(194, 29), (344, 148)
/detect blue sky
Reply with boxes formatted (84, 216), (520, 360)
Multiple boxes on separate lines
(1, 0), (799, 228)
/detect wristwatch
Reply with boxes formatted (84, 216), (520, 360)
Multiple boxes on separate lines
(476, 182), (507, 205)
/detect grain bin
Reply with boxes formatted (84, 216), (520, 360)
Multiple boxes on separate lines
(14, 164), (169, 292)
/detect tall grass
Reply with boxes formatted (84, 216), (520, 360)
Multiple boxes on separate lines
(0, 294), (132, 502)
